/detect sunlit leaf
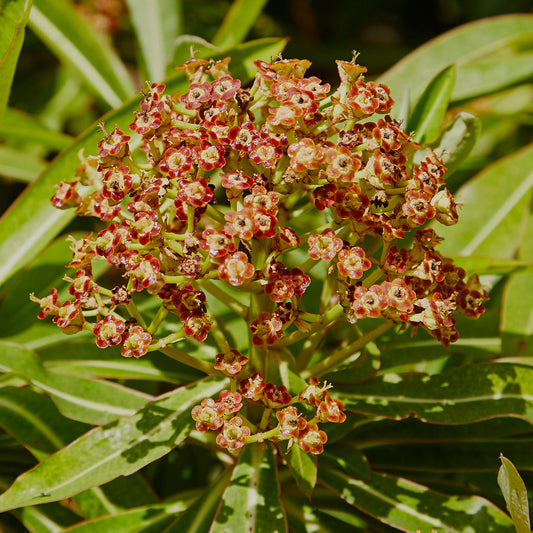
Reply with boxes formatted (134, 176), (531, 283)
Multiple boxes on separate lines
(429, 111), (481, 176)
(498, 454), (531, 533)
(125, 0), (182, 82)
(407, 64), (455, 144)
(336, 363), (533, 424)
(283, 443), (317, 498)
(380, 14), (533, 109)
(320, 468), (515, 532)
(0, 376), (227, 511)
(211, 443), (287, 533)
(0, 342), (153, 425)
(0, 145), (45, 182)
(502, 207), (533, 356)
(212, 0), (269, 49)
(436, 143), (533, 258)
(0, 0), (32, 126)
(29, 0), (135, 107)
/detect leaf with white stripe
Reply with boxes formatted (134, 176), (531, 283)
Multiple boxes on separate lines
(0, 342), (152, 425)
(336, 363), (533, 424)
(0, 376), (227, 511)
(319, 468), (515, 532)
(436, 143), (533, 258)
(29, 0), (135, 107)
(211, 443), (287, 533)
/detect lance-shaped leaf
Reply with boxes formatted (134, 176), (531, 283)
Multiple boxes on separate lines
(335, 363), (533, 424)
(125, 0), (181, 82)
(0, 376), (227, 511)
(163, 470), (232, 533)
(0, 37), (287, 290)
(319, 468), (515, 532)
(282, 443), (317, 498)
(429, 111), (481, 177)
(212, 0), (268, 49)
(0, 145), (46, 182)
(0, 342), (153, 425)
(502, 208), (533, 356)
(379, 15), (533, 108)
(211, 443), (287, 533)
(436, 143), (533, 258)
(29, 0), (135, 107)
(0, 0), (32, 126)
(406, 64), (455, 144)
(498, 454), (531, 533)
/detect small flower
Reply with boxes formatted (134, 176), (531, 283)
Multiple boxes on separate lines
(191, 398), (225, 432)
(299, 378), (332, 407)
(381, 278), (416, 314)
(264, 383), (292, 408)
(159, 146), (194, 178)
(218, 251), (255, 286)
(224, 208), (255, 241)
(287, 137), (324, 172)
(93, 314), (126, 348)
(121, 325), (152, 358)
(51, 181), (82, 209)
(249, 312), (283, 346)
(276, 406), (307, 438)
(297, 421), (327, 455)
(31, 288), (60, 319)
(214, 349), (248, 376)
(324, 145), (362, 182)
(350, 284), (388, 319)
(315, 394), (346, 424)
(97, 124), (131, 163)
(218, 390), (243, 414)
(199, 229), (236, 259)
(52, 300), (85, 334)
(239, 372), (266, 402)
(308, 229), (343, 262)
(183, 315), (212, 342)
(337, 246), (372, 279)
(177, 177), (214, 208)
(216, 416), (251, 451)
(402, 189), (436, 227)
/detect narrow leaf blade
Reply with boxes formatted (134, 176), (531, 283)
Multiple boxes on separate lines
(498, 454), (531, 533)
(211, 443), (287, 533)
(407, 64), (455, 143)
(0, 376), (227, 511)
(0, 0), (32, 126)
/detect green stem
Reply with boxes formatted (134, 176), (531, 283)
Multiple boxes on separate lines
(147, 306), (168, 335)
(362, 267), (384, 288)
(201, 279), (248, 318)
(245, 426), (280, 444)
(126, 300), (147, 329)
(158, 345), (215, 375)
(274, 303), (344, 348)
(300, 320), (394, 379)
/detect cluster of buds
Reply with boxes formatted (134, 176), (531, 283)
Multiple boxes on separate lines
(192, 374), (343, 454)
(32, 53), (488, 455)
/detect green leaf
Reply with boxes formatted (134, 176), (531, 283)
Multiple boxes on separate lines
(429, 111), (482, 176)
(125, 0), (182, 82)
(321, 443), (370, 481)
(449, 255), (533, 278)
(406, 64), (455, 144)
(0, 145), (46, 182)
(0, 37), (287, 290)
(0, 107), (72, 150)
(336, 363), (533, 424)
(453, 51), (533, 102)
(212, 0), (269, 49)
(29, 0), (135, 107)
(0, 386), (89, 460)
(498, 454), (531, 533)
(502, 207), (533, 356)
(39, 342), (203, 383)
(0, 342), (152, 425)
(55, 499), (191, 533)
(380, 14), (533, 109)
(164, 470), (232, 533)
(211, 443), (287, 533)
(436, 143), (533, 258)
(0, 376), (227, 511)
(319, 468), (515, 532)
(283, 443), (317, 498)
(0, 0), (32, 126)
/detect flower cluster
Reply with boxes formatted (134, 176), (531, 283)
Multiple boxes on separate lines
(33, 53), (488, 455)
(192, 374), (344, 454)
